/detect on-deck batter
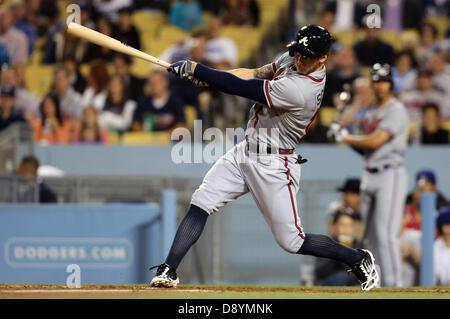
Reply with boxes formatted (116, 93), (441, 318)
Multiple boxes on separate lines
(331, 64), (409, 287)
(150, 25), (380, 291)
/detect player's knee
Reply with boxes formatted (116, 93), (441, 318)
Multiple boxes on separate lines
(275, 235), (303, 254)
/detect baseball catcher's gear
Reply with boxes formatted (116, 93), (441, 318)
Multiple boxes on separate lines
(327, 122), (349, 143)
(150, 263), (179, 288)
(287, 25), (334, 58)
(370, 63), (393, 85)
(348, 249), (380, 291)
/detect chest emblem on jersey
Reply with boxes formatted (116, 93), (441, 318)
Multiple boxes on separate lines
(299, 37), (309, 47)
(364, 118), (382, 134)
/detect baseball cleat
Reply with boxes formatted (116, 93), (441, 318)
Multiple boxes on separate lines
(149, 263), (179, 288)
(348, 249), (380, 291)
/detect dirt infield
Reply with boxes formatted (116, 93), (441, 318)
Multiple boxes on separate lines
(1, 284), (449, 299)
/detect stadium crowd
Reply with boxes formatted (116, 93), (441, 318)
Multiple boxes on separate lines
(0, 0), (448, 145)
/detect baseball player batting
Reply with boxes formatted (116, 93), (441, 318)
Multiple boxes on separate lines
(328, 64), (409, 287)
(150, 25), (380, 291)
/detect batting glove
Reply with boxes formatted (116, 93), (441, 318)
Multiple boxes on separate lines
(327, 122), (349, 143)
(167, 60), (208, 87)
(167, 60), (195, 80)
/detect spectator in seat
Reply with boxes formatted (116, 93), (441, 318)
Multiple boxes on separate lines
(112, 53), (144, 101)
(328, 178), (364, 240)
(32, 94), (72, 144)
(169, 0), (204, 32)
(113, 6), (141, 50)
(16, 155), (57, 203)
(391, 50), (417, 94)
(416, 23), (439, 65)
(0, 85), (26, 131)
(353, 26), (394, 67)
(382, 0), (423, 33)
(0, 43), (8, 67)
(63, 55), (87, 94)
(398, 168), (449, 286)
(92, 0), (132, 20)
(0, 66), (39, 120)
(58, 3), (95, 64)
(428, 51), (450, 97)
(435, 206), (450, 286)
(97, 74), (136, 133)
(132, 71), (185, 132)
(339, 77), (374, 134)
(322, 45), (361, 107)
(400, 67), (448, 123)
(72, 105), (109, 143)
(220, 0), (260, 27)
(81, 59), (109, 110)
(406, 169), (449, 212)
(314, 209), (362, 286)
(51, 66), (82, 120)
(83, 15), (115, 63)
(204, 17), (238, 69)
(11, 0), (37, 55)
(420, 103), (449, 145)
(324, 0), (366, 31)
(0, 6), (29, 65)
(168, 36), (207, 118)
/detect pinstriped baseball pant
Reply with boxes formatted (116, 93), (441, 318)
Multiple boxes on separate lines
(360, 166), (408, 287)
(191, 141), (306, 253)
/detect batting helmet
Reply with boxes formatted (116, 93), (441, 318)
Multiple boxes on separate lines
(287, 25), (334, 58)
(370, 63), (393, 84)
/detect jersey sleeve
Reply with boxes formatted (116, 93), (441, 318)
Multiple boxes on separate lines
(378, 105), (409, 136)
(263, 77), (304, 110)
(271, 52), (290, 73)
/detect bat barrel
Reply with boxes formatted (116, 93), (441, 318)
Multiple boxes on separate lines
(67, 22), (170, 68)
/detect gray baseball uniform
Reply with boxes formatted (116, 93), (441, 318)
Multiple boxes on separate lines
(191, 52), (326, 253)
(359, 97), (409, 287)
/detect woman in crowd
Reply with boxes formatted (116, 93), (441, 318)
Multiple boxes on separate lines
(80, 59), (109, 110)
(72, 105), (109, 143)
(97, 74), (136, 133)
(32, 94), (72, 144)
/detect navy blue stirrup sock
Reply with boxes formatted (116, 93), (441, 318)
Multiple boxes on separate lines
(297, 233), (365, 266)
(165, 204), (209, 270)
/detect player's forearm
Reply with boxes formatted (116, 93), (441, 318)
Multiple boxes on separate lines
(343, 134), (380, 150)
(227, 68), (256, 80)
(194, 63), (266, 104)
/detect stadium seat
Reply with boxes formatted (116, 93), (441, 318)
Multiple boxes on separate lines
(380, 30), (401, 50)
(130, 56), (153, 78)
(441, 120), (450, 132)
(320, 107), (338, 126)
(132, 11), (166, 34)
(25, 65), (55, 98)
(107, 132), (120, 144)
(121, 131), (172, 145)
(158, 26), (190, 43)
(425, 15), (449, 39)
(184, 105), (197, 131)
(408, 122), (419, 140)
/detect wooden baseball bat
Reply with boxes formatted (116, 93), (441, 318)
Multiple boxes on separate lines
(67, 22), (171, 68)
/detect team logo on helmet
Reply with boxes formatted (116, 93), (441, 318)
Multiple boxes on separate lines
(299, 37), (309, 47)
